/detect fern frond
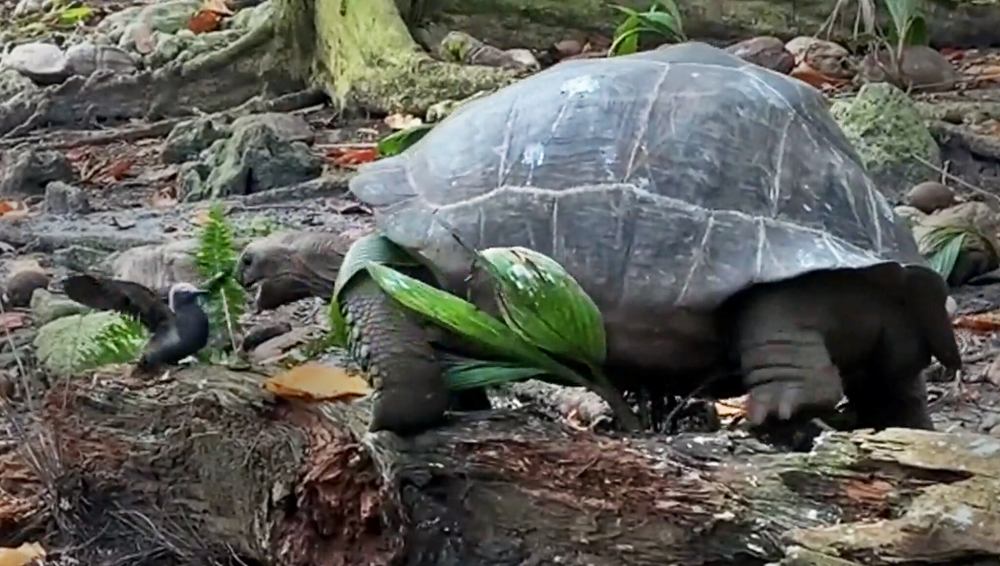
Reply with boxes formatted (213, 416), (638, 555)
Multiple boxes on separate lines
(194, 202), (246, 352)
(79, 314), (149, 367)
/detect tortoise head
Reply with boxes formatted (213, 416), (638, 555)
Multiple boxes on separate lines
(236, 230), (351, 311)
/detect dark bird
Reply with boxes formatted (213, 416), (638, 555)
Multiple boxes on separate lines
(62, 273), (227, 374)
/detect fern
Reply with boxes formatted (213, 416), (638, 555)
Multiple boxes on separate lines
(194, 202), (246, 352)
(78, 314), (149, 368)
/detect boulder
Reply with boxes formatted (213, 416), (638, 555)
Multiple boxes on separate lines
(830, 82), (941, 200)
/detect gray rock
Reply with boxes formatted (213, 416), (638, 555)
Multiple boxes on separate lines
(725, 36), (795, 74)
(108, 239), (202, 292)
(829, 82), (941, 200)
(0, 149), (77, 197)
(0, 69), (40, 100)
(504, 48), (540, 71)
(859, 45), (960, 93)
(228, 0), (273, 30)
(44, 181), (91, 214)
(905, 181), (955, 214)
(65, 42), (139, 76)
(162, 116), (230, 163)
(146, 28), (244, 68)
(98, 0), (202, 51)
(30, 288), (91, 325)
(1, 42), (70, 84)
(52, 245), (111, 272)
(785, 36), (856, 79)
(230, 112), (314, 144)
(2, 267), (49, 308)
(13, 0), (49, 16)
(180, 113), (323, 201)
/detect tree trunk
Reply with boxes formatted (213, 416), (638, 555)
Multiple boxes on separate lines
(422, 0), (1000, 51)
(0, 0), (516, 138)
(4, 365), (999, 565)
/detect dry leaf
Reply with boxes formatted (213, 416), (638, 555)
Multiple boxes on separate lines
(327, 146), (378, 168)
(150, 188), (178, 208)
(0, 542), (46, 566)
(715, 395), (747, 419)
(106, 158), (134, 181)
(790, 62), (848, 89)
(132, 20), (156, 54)
(191, 208), (212, 225)
(188, 10), (223, 33)
(264, 362), (372, 402)
(0, 201), (21, 215)
(384, 113), (423, 130)
(0, 313), (27, 332)
(954, 311), (1000, 333)
(0, 201), (30, 220)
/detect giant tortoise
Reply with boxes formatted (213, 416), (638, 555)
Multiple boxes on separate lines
(240, 42), (962, 435)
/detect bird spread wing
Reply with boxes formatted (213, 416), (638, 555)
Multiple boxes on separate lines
(63, 274), (174, 332)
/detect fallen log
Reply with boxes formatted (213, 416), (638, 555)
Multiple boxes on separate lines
(3, 363), (999, 565)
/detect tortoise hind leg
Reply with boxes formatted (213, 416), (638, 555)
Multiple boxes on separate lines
(341, 275), (450, 434)
(731, 286), (845, 426)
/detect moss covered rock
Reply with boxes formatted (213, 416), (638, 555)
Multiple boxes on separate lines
(33, 310), (144, 375)
(829, 82), (940, 201)
(178, 113), (323, 201)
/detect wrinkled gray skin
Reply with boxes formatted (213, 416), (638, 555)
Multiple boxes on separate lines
(236, 230), (351, 310)
(338, 41), (962, 435)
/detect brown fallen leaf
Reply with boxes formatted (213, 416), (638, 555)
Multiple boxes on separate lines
(106, 158), (134, 181)
(327, 146), (379, 168)
(953, 311), (1000, 333)
(0, 201), (23, 215)
(189, 10), (223, 33)
(0, 201), (30, 220)
(0, 542), (46, 566)
(715, 395), (746, 419)
(264, 362), (372, 402)
(150, 187), (178, 208)
(0, 313), (27, 332)
(790, 62), (849, 89)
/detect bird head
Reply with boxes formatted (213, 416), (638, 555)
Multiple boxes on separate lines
(168, 282), (208, 312)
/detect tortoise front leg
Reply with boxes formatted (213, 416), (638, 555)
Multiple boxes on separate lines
(340, 275), (451, 434)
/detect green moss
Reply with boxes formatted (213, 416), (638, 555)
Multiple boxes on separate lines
(305, 0), (515, 114)
(829, 82), (939, 172)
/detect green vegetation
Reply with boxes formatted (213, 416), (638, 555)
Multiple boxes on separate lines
(609, 0), (686, 56)
(194, 202), (246, 353)
(330, 234), (640, 430)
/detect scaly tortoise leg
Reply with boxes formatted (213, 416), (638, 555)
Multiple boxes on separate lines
(733, 291), (845, 426)
(340, 275), (450, 434)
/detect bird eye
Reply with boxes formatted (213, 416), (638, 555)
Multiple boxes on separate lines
(242, 254), (253, 266)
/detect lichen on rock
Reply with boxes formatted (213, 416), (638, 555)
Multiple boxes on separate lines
(829, 82), (941, 201)
(178, 112), (323, 201)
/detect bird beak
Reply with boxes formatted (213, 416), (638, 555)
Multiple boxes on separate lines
(193, 288), (209, 296)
